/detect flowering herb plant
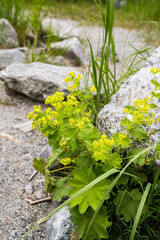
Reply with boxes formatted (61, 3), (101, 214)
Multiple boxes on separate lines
(26, 68), (160, 240)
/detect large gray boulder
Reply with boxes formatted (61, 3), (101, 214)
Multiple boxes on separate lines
(50, 37), (90, 66)
(0, 62), (83, 101)
(0, 18), (19, 48)
(97, 47), (160, 144)
(0, 48), (27, 70)
(41, 18), (79, 40)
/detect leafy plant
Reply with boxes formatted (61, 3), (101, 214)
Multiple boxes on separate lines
(22, 67), (160, 239)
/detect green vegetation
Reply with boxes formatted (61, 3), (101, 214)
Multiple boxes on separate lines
(23, 67), (160, 240)
(1, 0), (159, 239)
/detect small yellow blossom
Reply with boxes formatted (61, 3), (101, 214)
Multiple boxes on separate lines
(150, 67), (160, 74)
(69, 71), (75, 78)
(60, 158), (72, 166)
(90, 86), (97, 93)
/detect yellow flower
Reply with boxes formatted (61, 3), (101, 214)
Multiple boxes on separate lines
(65, 76), (72, 82)
(90, 86), (97, 92)
(69, 71), (75, 78)
(150, 67), (160, 74)
(60, 158), (72, 166)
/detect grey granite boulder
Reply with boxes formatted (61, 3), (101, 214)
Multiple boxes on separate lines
(97, 47), (160, 145)
(46, 202), (72, 240)
(0, 62), (83, 101)
(41, 18), (79, 40)
(0, 48), (27, 70)
(50, 37), (90, 66)
(0, 18), (19, 48)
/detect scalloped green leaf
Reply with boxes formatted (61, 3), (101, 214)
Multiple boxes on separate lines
(70, 206), (112, 240)
(114, 188), (142, 222)
(69, 167), (110, 214)
(129, 125), (148, 141)
(52, 177), (71, 202)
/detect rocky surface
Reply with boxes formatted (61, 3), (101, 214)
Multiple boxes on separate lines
(0, 62), (82, 101)
(0, 18), (19, 48)
(0, 47), (27, 70)
(46, 203), (72, 240)
(41, 18), (79, 40)
(50, 37), (90, 66)
(97, 47), (160, 145)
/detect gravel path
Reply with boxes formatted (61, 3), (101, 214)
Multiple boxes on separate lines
(0, 20), (153, 240)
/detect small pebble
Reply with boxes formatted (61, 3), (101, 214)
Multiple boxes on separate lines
(25, 184), (34, 195)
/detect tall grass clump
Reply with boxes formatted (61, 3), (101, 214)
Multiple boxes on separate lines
(89, 0), (117, 114)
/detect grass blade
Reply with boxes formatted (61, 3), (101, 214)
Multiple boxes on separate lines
(129, 182), (151, 240)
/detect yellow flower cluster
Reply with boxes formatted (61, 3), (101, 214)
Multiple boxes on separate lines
(150, 67), (160, 74)
(65, 72), (83, 92)
(60, 157), (75, 166)
(90, 86), (97, 93)
(92, 135), (114, 162)
(69, 116), (90, 129)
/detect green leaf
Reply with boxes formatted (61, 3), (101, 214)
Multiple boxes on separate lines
(45, 170), (55, 192)
(151, 79), (160, 88)
(113, 133), (132, 148)
(52, 177), (71, 202)
(128, 148), (147, 165)
(121, 117), (133, 129)
(156, 141), (160, 159)
(129, 125), (148, 140)
(151, 91), (160, 99)
(48, 147), (64, 167)
(33, 157), (46, 175)
(69, 167), (110, 214)
(70, 206), (112, 240)
(125, 105), (136, 112)
(148, 103), (158, 109)
(76, 153), (93, 169)
(114, 188), (143, 222)
(103, 153), (122, 171)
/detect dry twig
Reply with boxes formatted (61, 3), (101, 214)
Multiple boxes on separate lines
(25, 196), (52, 205)
(29, 170), (38, 181)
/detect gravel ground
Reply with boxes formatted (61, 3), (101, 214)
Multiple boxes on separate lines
(0, 20), (152, 240)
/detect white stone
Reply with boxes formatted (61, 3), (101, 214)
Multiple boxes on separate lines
(0, 18), (19, 48)
(25, 184), (34, 195)
(41, 18), (79, 40)
(0, 48), (26, 70)
(50, 37), (90, 66)
(97, 47), (160, 145)
(0, 62), (84, 101)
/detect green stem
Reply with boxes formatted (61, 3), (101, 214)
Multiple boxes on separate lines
(49, 166), (74, 173)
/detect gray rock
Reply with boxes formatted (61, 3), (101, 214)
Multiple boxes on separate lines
(46, 202), (72, 240)
(0, 18), (19, 48)
(0, 62), (83, 101)
(36, 190), (46, 199)
(53, 56), (65, 66)
(41, 18), (79, 40)
(0, 48), (26, 70)
(25, 184), (34, 195)
(145, 46), (160, 68)
(38, 146), (53, 160)
(97, 47), (160, 145)
(13, 120), (32, 132)
(50, 37), (90, 66)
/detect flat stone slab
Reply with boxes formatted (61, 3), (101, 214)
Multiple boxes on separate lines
(0, 18), (19, 48)
(0, 62), (83, 101)
(0, 48), (27, 70)
(97, 47), (160, 145)
(50, 37), (90, 66)
(41, 18), (79, 40)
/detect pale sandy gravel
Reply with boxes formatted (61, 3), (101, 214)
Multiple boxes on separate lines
(0, 19), (154, 240)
